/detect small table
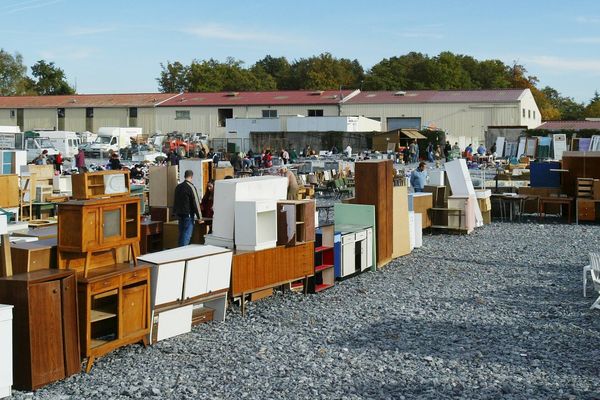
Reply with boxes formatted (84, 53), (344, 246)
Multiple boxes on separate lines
(499, 195), (539, 222)
(539, 196), (573, 224)
(31, 202), (58, 220)
(429, 208), (464, 233)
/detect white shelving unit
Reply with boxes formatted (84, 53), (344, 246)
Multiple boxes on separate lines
(138, 245), (233, 344)
(205, 176), (287, 249)
(0, 304), (13, 399)
(234, 200), (277, 251)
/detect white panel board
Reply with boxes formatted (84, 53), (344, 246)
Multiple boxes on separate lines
(155, 305), (193, 342)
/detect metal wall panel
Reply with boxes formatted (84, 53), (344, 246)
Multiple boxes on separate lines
(92, 108), (128, 132)
(64, 108), (86, 132)
(23, 109), (56, 131)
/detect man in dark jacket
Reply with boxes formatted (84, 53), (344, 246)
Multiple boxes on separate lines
(173, 170), (202, 246)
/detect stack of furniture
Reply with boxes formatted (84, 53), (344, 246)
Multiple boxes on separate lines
(308, 224), (336, 293)
(354, 160), (393, 267)
(561, 151), (600, 197)
(235, 200), (278, 251)
(57, 170), (150, 372)
(0, 304), (13, 398)
(137, 245), (233, 343)
(0, 270), (80, 390)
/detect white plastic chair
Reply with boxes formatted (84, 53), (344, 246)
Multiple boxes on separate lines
(588, 253), (600, 309)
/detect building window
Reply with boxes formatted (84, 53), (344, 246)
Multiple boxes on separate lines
(528, 110), (531, 118)
(218, 108), (233, 127)
(308, 109), (324, 117)
(522, 108), (525, 118)
(129, 107), (138, 118)
(57, 108), (65, 118)
(9, 110), (15, 118)
(86, 107), (94, 118)
(262, 109), (277, 118)
(533, 110), (536, 119)
(175, 110), (191, 120)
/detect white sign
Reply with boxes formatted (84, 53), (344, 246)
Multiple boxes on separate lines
(552, 134), (567, 160)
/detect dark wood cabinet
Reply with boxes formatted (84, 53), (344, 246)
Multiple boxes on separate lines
(0, 270), (80, 390)
(77, 264), (150, 372)
(139, 220), (163, 255)
(354, 160), (394, 267)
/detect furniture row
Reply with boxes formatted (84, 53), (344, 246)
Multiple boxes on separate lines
(137, 245), (233, 343)
(334, 224), (373, 279)
(231, 242), (314, 315)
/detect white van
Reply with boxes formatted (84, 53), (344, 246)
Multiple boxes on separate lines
(41, 131), (82, 159)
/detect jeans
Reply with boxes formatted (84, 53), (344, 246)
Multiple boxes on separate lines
(178, 214), (194, 246)
(414, 187), (424, 193)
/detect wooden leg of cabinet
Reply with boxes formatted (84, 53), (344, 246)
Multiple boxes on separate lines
(83, 251), (92, 278)
(85, 356), (95, 373)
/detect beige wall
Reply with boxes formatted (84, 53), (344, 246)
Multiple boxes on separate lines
(155, 105), (339, 139)
(64, 108), (86, 132)
(92, 108), (128, 132)
(136, 107), (156, 134)
(23, 109), (56, 131)
(0, 109), (16, 126)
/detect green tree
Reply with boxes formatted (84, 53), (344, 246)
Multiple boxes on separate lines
(585, 91), (600, 118)
(0, 49), (27, 95)
(29, 60), (75, 95)
(541, 86), (585, 120)
(288, 53), (364, 90)
(252, 56), (292, 89)
(157, 61), (189, 93)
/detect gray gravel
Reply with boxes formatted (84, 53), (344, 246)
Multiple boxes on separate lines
(13, 222), (600, 399)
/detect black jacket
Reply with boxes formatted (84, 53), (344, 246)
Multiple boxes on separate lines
(174, 180), (201, 219)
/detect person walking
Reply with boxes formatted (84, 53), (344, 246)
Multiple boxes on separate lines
(54, 152), (63, 173)
(444, 141), (451, 161)
(174, 170), (202, 246)
(108, 152), (122, 170)
(280, 148), (290, 165)
(426, 142), (434, 163)
(75, 147), (86, 173)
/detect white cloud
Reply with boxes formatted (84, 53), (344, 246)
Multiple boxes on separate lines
(575, 16), (600, 24)
(180, 23), (295, 44)
(527, 55), (600, 72)
(399, 32), (444, 39)
(2, 0), (63, 14)
(65, 27), (117, 37)
(39, 47), (98, 61)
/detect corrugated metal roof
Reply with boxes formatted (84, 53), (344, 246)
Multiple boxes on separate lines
(0, 93), (178, 108)
(346, 89), (527, 104)
(159, 90), (355, 107)
(536, 120), (600, 130)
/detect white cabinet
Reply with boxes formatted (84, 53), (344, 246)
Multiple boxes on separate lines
(366, 228), (373, 269)
(408, 211), (415, 250)
(414, 213), (423, 248)
(208, 176), (287, 247)
(341, 233), (356, 277)
(154, 305), (193, 342)
(183, 257), (210, 300)
(0, 305), (13, 399)
(178, 159), (212, 199)
(234, 200), (277, 251)
(207, 252), (233, 293)
(52, 175), (72, 193)
(151, 261), (185, 307)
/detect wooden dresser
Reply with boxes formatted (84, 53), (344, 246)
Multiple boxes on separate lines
(0, 270), (80, 390)
(77, 264), (150, 372)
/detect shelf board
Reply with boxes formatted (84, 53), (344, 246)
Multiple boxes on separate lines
(296, 221), (305, 225)
(91, 307), (118, 323)
(125, 218), (135, 223)
(314, 245), (333, 253)
(88, 184), (105, 187)
(314, 283), (334, 292)
(90, 337), (116, 349)
(315, 264), (334, 273)
(93, 289), (118, 300)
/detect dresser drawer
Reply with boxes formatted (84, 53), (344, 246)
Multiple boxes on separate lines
(90, 276), (120, 293)
(123, 269), (148, 286)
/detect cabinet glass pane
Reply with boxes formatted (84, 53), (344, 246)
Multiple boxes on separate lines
(3, 152), (13, 163)
(103, 209), (122, 238)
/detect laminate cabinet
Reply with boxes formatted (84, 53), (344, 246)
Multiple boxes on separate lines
(0, 150), (26, 175)
(71, 170), (130, 200)
(57, 196), (140, 275)
(149, 165), (178, 207)
(392, 186), (411, 258)
(137, 245), (233, 343)
(335, 225), (373, 279)
(354, 160), (393, 267)
(276, 200), (316, 247)
(77, 264), (150, 372)
(0, 304), (13, 398)
(0, 175), (19, 208)
(0, 270), (80, 390)
(231, 242), (314, 314)
(412, 192), (433, 228)
(234, 200), (277, 251)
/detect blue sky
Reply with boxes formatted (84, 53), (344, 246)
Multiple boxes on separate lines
(2, 0), (600, 102)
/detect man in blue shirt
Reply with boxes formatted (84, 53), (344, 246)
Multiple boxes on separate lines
(477, 144), (486, 155)
(410, 162), (428, 192)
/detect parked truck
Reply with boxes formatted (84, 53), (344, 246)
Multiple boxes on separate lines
(85, 127), (143, 159)
(33, 130), (82, 160)
(0, 126), (58, 162)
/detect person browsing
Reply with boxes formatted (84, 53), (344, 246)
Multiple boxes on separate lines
(410, 162), (428, 193)
(173, 170), (202, 246)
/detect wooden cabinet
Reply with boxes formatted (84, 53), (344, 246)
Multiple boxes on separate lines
(140, 220), (163, 255)
(71, 170), (130, 200)
(276, 200), (316, 247)
(412, 192), (433, 228)
(578, 199), (598, 222)
(149, 166), (178, 207)
(0, 305), (13, 398)
(0, 270), (80, 391)
(77, 264), (150, 372)
(10, 239), (56, 274)
(354, 160), (393, 267)
(138, 245), (233, 343)
(57, 196), (140, 275)
(0, 175), (19, 208)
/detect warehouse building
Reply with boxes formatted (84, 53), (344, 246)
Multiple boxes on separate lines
(0, 89), (540, 149)
(0, 93), (178, 133)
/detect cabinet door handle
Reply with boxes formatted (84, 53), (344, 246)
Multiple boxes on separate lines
(52, 289), (58, 294)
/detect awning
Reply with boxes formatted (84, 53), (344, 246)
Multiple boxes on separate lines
(400, 129), (426, 139)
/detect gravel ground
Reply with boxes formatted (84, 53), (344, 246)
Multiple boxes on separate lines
(13, 222), (600, 400)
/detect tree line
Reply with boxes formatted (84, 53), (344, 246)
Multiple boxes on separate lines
(1, 47), (598, 121)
